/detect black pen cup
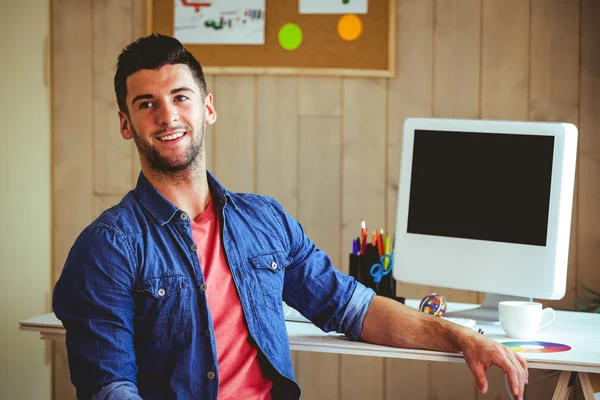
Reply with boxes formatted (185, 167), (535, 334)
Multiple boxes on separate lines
(348, 244), (404, 304)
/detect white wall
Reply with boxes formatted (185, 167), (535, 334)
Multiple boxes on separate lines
(0, 0), (52, 399)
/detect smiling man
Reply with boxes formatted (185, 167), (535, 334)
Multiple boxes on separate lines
(53, 34), (528, 400)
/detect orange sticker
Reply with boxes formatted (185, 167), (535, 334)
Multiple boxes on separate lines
(337, 14), (362, 41)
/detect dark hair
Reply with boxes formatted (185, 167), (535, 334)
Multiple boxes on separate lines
(114, 33), (207, 116)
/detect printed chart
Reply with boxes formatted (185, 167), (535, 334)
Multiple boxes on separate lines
(174, 0), (266, 44)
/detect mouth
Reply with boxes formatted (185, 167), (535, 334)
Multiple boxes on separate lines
(156, 131), (187, 142)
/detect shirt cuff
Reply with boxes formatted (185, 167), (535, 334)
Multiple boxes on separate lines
(91, 381), (142, 400)
(340, 282), (376, 341)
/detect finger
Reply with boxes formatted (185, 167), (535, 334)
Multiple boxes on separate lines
(498, 348), (522, 395)
(500, 347), (527, 398)
(512, 353), (527, 397)
(496, 356), (520, 398)
(506, 350), (527, 397)
(505, 351), (526, 397)
(471, 363), (489, 394)
(508, 353), (525, 398)
(515, 352), (529, 384)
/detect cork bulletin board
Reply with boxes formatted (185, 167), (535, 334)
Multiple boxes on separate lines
(149, 0), (396, 77)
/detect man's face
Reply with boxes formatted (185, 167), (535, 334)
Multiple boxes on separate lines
(119, 64), (216, 174)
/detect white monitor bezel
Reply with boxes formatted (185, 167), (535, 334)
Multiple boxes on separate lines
(392, 118), (577, 300)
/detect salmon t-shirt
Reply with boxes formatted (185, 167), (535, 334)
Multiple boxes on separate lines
(190, 196), (273, 399)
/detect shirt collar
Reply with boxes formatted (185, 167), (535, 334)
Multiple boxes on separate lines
(133, 170), (237, 226)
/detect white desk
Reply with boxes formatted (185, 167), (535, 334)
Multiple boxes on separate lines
(20, 301), (600, 399)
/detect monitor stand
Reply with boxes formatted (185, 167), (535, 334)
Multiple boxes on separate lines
(445, 293), (532, 325)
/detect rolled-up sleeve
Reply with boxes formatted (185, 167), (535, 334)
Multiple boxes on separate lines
(91, 381), (141, 400)
(265, 197), (376, 341)
(52, 225), (142, 399)
(337, 281), (376, 340)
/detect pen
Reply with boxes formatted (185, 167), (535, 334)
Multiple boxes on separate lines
(384, 235), (390, 270)
(377, 229), (384, 258)
(361, 219), (367, 255)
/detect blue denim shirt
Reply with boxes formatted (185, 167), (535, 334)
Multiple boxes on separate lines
(53, 171), (375, 400)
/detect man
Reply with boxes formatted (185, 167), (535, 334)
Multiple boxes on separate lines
(53, 34), (528, 400)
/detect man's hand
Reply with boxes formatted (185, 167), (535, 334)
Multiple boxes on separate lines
(361, 296), (529, 399)
(459, 331), (528, 400)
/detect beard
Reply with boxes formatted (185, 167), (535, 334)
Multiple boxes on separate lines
(130, 120), (205, 175)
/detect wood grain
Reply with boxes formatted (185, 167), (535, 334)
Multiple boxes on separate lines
(578, 0), (600, 308)
(256, 76), (299, 214)
(213, 76), (256, 192)
(299, 77), (343, 117)
(92, 0), (135, 194)
(433, 0), (482, 120)
(481, 0), (529, 121)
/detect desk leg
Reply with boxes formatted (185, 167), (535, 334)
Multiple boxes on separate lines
(552, 371), (574, 400)
(579, 372), (596, 400)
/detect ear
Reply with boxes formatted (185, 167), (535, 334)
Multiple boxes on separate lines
(119, 111), (133, 140)
(204, 93), (217, 125)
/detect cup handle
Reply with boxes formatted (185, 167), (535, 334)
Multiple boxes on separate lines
(540, 307), (556, 329)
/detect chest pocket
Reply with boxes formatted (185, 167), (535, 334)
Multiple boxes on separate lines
(248, 251), (291, 312)
(134, 274), (192, 341)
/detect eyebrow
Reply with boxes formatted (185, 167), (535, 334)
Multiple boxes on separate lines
(131, 87), (196, 106)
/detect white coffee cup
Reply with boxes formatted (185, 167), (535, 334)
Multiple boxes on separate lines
(498, 301), (556, 339)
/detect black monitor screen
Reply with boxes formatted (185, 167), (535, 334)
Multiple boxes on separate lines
(407, 129), (555, 246)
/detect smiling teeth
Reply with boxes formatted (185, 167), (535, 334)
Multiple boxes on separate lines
(158, 132), (185, 141)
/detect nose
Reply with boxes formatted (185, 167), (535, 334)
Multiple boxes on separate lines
(156, 102), (179, 126)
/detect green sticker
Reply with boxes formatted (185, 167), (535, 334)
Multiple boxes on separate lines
(278, 23), (303, 51)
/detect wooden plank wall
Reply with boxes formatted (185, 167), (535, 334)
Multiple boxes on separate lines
(51, 0), (600, 399)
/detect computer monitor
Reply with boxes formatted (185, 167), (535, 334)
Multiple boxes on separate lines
(392, 118), (578, 324)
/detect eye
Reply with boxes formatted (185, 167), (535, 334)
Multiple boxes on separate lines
(139, 101), (154, 110)
(174, 95), (189, 102)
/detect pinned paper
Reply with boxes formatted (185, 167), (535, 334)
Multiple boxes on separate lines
(299, 0), (368, 14)
(174, 0), (266, 45)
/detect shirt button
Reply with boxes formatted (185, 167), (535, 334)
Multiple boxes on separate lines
(205, 329), (211, 336)
(180, 212), (188, 221)
(207, 371), (215, 380)
(158, 288), (165, 297)
(200, 284), (208, 291)
(271, 261), (278, 270)
(191, 244), (198, 252)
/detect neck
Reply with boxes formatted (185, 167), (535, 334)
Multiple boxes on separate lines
(141, 160), (211, 220)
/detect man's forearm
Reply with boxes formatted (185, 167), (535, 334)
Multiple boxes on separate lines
(360, 296), (529, 400)
(359, 295), (473, 352)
